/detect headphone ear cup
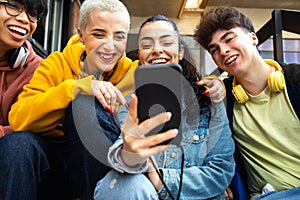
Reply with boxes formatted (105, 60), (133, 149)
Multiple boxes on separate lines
(232, 84), (249, 104)
(268, 70), (285, 92)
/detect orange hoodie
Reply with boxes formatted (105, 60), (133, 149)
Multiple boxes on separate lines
(0, 41), (42, 137)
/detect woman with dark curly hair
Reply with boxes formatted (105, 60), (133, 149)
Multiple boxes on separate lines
(94, 14), (235, 200)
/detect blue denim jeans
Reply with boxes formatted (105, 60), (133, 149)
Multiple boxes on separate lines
(255, 187), (300, 200)
(94, 170), (159, 200)
(63, 95), (121, 200)
(0, 131), (68, 200)
(0, 95), (120, 200)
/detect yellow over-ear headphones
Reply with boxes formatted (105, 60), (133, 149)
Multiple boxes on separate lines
(232, 59), (285, 104)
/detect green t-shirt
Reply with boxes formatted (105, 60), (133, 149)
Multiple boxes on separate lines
(233, 86), (300, 199)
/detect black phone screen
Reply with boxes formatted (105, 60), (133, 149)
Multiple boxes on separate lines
(135, 63), (183, 145)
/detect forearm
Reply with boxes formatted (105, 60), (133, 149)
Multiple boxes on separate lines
(9, 77), (93, 133)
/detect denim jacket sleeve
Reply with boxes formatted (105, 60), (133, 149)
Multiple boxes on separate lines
(158, 101), (235, 199)
(107, 138), (148, 174)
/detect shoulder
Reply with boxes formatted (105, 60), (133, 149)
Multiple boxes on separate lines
(280, 63), (300, 119)
(22, 41), (43, 71)
(281, 63), (300, 88)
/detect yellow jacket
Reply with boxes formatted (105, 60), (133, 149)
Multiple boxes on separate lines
(9, 34), (139, 137)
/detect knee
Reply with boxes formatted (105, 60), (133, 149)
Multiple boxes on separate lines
(97, 170), (150, 189)
(94, 170), (157, 200)
(0, 131), (46, 162)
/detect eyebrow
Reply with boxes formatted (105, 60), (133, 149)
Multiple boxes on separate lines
(92, 28), (105, 32)
(140, 34), (173, 41)
(208, 31), (234, 51)
(92, 28), (127, 35)
(115, 31), (127, 35)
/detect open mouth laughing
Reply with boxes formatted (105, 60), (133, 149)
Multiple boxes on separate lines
(98, 52), (117, 62)
(8, 25), (28, 36)
(225, 55), (238, 65)
(150, 58), (169, 64)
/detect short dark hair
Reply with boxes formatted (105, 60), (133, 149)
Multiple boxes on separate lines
(18, 0), (48, 20)
(194, 7), (255, 50)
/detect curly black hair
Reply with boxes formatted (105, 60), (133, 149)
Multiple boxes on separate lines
(17, 0), (48, 21)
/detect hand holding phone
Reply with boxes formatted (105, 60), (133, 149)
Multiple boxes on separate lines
(135, 63), (183, 145)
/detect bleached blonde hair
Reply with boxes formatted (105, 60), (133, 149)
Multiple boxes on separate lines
(79, 0), (130, 31)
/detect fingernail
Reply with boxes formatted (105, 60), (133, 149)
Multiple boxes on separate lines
(104, 106), (113, 114)
(166, 112), (172, 119)
(202, 90), (209, 95)
(124, 103), (129, 109)
(173, 129), (178, 135)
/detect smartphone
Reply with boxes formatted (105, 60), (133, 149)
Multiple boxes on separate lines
(135, 63), (183, 146)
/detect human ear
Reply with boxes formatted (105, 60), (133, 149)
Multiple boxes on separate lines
(77, 27), (84, 44)
(179, 44), (184, 60)
(250, 32), (258, 46)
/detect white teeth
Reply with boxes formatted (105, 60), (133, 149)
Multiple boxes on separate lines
(225, 56), (237, 65)
(152, 59), (167, 64)
(101, 54), (113, 60)
(8, 26), (27, 35)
